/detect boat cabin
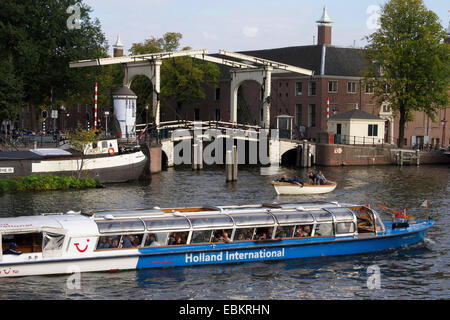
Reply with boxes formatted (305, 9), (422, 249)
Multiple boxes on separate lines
(0, 202), (386, 262)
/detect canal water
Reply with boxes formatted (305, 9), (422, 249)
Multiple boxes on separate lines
(0, 164), (448, 300)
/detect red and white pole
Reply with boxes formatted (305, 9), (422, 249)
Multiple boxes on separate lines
(327, 97), (330, 120)
(94, 82), (98, 130)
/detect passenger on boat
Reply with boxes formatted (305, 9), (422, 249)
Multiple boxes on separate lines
(97, 237), (109, 249)
(169, 233), (183, 245)
(2, 243), (22, 255)
(308, 172), (318, 184)
(317, 171), (327, 185)
(111, 238), (120, 248)
(295, 226), (304, 238)
(278, 175), (289, 182)
(303, 225), (312, 237)
(147, 234), (161, 246)
(121, 236), (133, 248)
(221, 230), (232, 243)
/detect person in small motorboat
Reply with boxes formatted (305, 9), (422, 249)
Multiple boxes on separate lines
(317, 171), (327, 185)
(278, 175), (289, 182)
(3, 243), (22, 255)
(308, 172), (318, 185)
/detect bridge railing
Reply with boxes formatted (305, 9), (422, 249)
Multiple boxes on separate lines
(136, 120), (264, 142)
(318, 133), (386, 147)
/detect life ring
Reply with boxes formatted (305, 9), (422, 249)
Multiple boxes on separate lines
(108, 147), (115, 156)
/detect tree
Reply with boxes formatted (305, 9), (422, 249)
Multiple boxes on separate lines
(130, 32), (220, 120)
(66, 127), (101, 178)
(0, 56), (24, 135)
(364, 0), (449, 147)
(0, 0), (110, 131)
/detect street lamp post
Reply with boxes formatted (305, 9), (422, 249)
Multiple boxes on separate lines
(145, 104), (149, 146)
(441, 119), (447, 149)
(104, 111), (109, 138)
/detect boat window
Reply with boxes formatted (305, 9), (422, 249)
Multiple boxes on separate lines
(294, 225), (313, 238)
(211, 229), (233, 243)
(188, 215), (233, 229)
(143, 216), (190, 231)
(314, 223), (334, 237)
(255, 227), (274, 240)
(144, 233), (168, 247)
(336, 222), (356, 234)
(311, 210), (333, 222)
(273, 211), (314, 224)
(275, 226), (296, 238)
(191, 230), (213, 244)
(231, 213), (275, 226)
(97, 235), (121, 249)
(96, 219), (145, 234)
(167, 232), (189, 245)
(42, 232), (65, 257)
(2, 233), (42, 254)
(234, 228), (255, 241)
(327, 208), (354, 221)
(120, 234), (144, 248)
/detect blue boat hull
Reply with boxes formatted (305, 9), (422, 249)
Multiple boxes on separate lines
(136, 221), (433, 269)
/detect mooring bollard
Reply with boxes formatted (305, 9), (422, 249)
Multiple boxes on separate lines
(226, 147), (238, 182)
(232, 146), (238, 181)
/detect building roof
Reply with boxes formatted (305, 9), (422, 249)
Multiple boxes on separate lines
(113, 86), (137, 97)
(317, 6), (333, 25)
(330, 109), (383, 121)
(113, 35), (123, 48)
(213, 45), (367, 78)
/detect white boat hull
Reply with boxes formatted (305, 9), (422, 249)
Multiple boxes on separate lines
(271, 181), (337, 195)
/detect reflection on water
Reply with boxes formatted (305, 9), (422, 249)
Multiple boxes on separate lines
(0, 165), (448, 300)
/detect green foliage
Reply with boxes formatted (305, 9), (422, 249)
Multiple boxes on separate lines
(0, 56), (24, 126)
(129, 32), (220, 120)
(0, 174), (101, 193)
(364, 0), (449, 147)
(0, 0), (110, 127)
(66, 127), (101, 154)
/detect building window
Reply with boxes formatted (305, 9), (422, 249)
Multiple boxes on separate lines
(382, 105), (391, 113)
(194, 108), (200, 121)
(295, 104), (302, 127)
(328, 81), (338, 93)
(215, 88), (221, 100)
(295, 82), (303, 96)
(308, 104), (316, 128)
(368, 124), (378, 137)
(215, 108), (220, 121)
(365, 83), (374, 94)
(347, 82), (357, 93)
(308, 81), (316, 96)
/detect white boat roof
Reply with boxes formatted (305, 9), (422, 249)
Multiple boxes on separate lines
(30, 149), (72, 156)
(0, 214), (97, 236)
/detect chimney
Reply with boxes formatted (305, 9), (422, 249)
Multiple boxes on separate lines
(113, 35), (124, 57)
(316, 6), (333, 46)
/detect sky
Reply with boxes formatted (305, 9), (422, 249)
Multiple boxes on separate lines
(84, 0), (449, 55)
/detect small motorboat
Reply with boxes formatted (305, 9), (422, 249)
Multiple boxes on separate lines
(270, 181), (337, 195)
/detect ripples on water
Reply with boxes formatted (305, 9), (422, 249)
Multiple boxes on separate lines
(0, 165), (448, 300)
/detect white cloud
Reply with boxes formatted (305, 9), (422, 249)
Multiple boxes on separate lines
(242, 26), (258, 38)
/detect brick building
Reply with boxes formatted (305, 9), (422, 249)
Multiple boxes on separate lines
(161, 7), (449, 148)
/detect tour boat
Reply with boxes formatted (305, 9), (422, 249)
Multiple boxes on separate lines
(271, 181), (337, 195)
(0, 201), (433, 277)
(0, 139), (147, 183)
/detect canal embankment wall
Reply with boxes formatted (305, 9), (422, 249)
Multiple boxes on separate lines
(315, 144), (449, 166)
